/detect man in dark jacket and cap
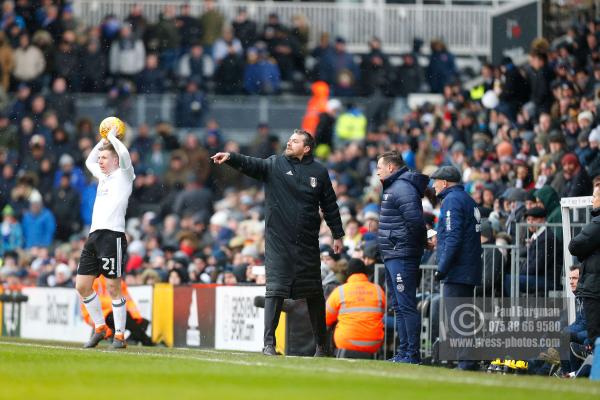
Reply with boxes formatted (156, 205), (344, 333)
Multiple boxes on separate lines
(212, 129), (344, 357)
(376, 150), (428, 364)
(507, 207), (561, 295)
(568, 186), (600, 355)
(431, 165), (482, 370)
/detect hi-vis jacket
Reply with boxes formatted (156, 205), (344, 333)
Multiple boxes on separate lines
(81, 275), (143, 328)
(325, 273), (386, 353)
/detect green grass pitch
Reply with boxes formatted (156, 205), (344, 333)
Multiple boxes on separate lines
(1, 338), (599, 400)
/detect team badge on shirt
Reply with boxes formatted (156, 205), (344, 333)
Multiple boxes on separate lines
(310, 177), (317, 188)
(97, 179), (109, 196)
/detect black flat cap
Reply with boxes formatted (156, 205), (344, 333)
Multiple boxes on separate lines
(430, 166), (461, 183)
(502, 187), (528, 202)
(524, 207), (547, 218)
(548, 130), (566, 144)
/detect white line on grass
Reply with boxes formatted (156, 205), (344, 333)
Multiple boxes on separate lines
(1, 340), (598, 395)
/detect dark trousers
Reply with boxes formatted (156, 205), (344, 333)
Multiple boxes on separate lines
(443, 282), (477, 370)
(583, 297), (600, 346)
(384, 257), (421, 360)
(264, 295), (326, 348)
(105, 312), (153, 346)
(335, 349), (375, 359)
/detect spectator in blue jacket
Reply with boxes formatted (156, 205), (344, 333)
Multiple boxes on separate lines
(243, 47), (281, 95)
(136, 53), (166, 94)
(53, 154), (86, 195)
(80, 179), (97, 229)
(318, 37), (359, 97)
(0, 205), (23, 255)
(431, 165), (482, 370)
(558, 264), (589, 375)
(426, 39), (457, 94)
(376, 150), (428, 364)
(175, 80), (208, 128)
(22, 193), (56, 249)
(568, 265), (588, 345)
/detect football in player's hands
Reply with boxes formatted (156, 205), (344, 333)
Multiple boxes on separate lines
(99, 116), (126, 140)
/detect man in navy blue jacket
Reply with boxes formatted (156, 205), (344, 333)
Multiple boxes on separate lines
(376, 150), (428, 364)
(431, 166), (482, 370)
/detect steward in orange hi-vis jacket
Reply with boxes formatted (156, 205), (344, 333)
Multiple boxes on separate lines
(326, 259), (385, 357)
(81, 276), (153, 345)
(301, 81), (330, 135)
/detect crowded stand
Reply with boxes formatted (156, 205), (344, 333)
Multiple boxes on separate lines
(0, 0), (599, 373)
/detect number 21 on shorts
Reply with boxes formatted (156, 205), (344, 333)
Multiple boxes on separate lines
(101, 257), (116, 275)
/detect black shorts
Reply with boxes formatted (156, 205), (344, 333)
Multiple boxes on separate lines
(77, 230), (127, 278)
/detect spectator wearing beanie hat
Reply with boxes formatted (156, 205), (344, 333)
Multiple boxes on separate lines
(577, 110), (594, 132)
(576, 129), (594, 166)
(548, 131), (567, 166)
(587, 127), (600, 178)
(551, 153), (593, 198)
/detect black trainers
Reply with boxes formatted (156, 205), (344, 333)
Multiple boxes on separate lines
(314, 345), (329, 357)
(83, 325), (108, 348)
(570, 343), (592, 361)
(262, 345), (279, 356)
(111, 333), (127, 349)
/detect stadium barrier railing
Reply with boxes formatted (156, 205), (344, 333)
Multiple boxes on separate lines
(73, 0), (502, 55)
(375, 221), (586, 362)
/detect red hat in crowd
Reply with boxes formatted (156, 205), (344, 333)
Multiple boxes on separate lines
(561, 153), (579, 167)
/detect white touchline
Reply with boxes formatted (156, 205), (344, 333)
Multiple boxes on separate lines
(0, 341), (598, 395)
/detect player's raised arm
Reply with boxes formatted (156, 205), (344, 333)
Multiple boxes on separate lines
(85, 139), (104, 178)
(106, 127), (132, 170)
(106, 128), (134, 179)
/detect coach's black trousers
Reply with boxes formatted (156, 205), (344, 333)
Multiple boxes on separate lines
(583, 297), (600, 345)
(264, 296), (327, 348)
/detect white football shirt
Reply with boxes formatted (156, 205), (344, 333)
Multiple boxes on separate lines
(86, 134), (135, 233)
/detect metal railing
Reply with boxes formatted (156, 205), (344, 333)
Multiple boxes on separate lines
(74, 93), (311, 143)
(375, 220), (586, 362)
(72, 0), (504, 55)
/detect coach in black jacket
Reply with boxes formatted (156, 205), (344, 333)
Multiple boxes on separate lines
(568, 186), (600, 348)
(212, 129), (344, 357)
